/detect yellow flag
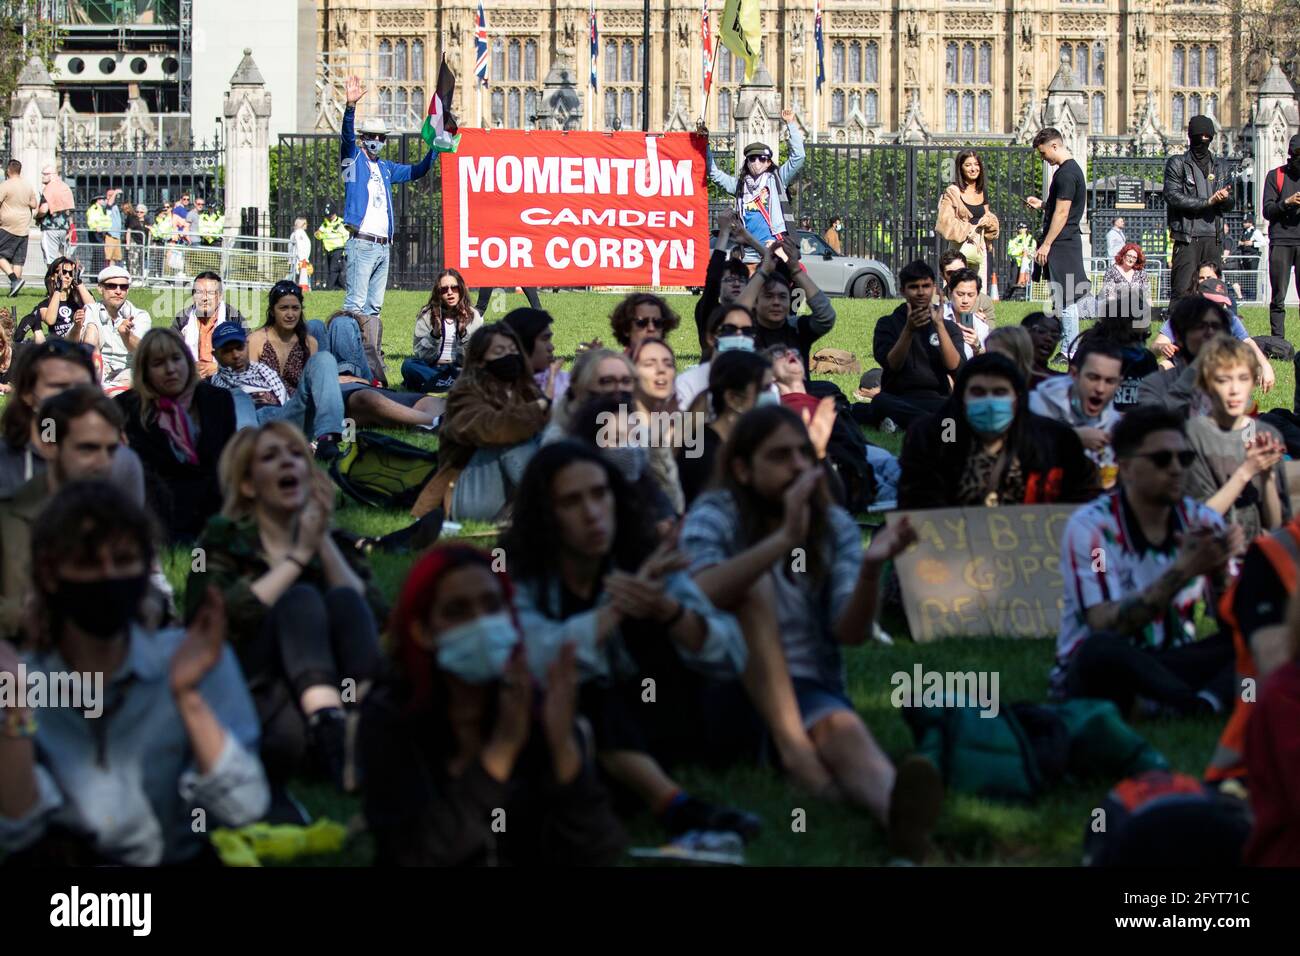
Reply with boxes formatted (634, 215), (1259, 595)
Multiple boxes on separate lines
(720, 0), (761, 82)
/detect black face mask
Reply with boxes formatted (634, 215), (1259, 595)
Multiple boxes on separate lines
(1289, 152), (1300, 171)
(51, 574), (149, 640)
(1189, 135), (1212, 162)
(484, 354), (526, 381)
(613, 389), (635, 407)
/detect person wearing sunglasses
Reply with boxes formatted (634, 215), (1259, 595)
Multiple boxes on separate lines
(674, 303), (761, 412)
(609, 293), (681, 352)
(16, 257), (94, 345)
(1138, 295), (1232, 418)
(404, 268), (484, 393)
(698, 107), (804, 264)
(79, 265), (153, 395)
(1053, 405), (1245, 716)
(541, 347), (637, 446)
(339, 75), (435, 386)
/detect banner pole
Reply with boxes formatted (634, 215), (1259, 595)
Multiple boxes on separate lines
(476, 83), (482, 128)
(700, 35), (721, 127)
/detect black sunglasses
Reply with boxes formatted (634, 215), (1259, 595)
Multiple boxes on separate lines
(633, 316), (665, 329)
(748, 153), (772, 163)
(1129, 449), (1196, 469)
(438, 284), (459, 293)
(100, 282), (130, 291)
(718, 324), (756, 337)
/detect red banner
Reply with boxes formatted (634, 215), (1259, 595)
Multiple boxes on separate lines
(441, 129), (709, 287)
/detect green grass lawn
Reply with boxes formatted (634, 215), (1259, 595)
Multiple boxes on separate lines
(11, 284), (1295, 866)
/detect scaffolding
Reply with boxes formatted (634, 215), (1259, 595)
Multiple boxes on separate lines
(177, 0), (190, 113)
(315, 49), (372, 133)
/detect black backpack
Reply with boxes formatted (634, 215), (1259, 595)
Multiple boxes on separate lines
(1252, 335), (1295, 361)
(808, 380), (878, 512)
(327, 431), (439, 510)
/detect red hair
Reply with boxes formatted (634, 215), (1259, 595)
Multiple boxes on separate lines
(1114, 242), (1146, 270)
(389, 544), (520, 713)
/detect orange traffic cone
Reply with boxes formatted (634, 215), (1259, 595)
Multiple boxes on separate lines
(989, 271), (1000, 301)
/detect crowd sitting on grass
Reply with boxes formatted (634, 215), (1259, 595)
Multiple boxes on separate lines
(3, 251), (1300, 871)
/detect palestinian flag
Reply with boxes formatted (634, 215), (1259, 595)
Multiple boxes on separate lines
(422, 59), (461, 153)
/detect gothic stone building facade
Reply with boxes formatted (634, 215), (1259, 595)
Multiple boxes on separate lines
(316, 0), (1250, 140)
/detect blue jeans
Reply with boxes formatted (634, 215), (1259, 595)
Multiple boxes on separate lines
(401, 357), (460, 393)
(1060, 294), (1100, 359)
(342, 236), (389, 384)
(307, 316), (369, 379)
(256, 351), (345, 439)
(450, 436), (542, 522)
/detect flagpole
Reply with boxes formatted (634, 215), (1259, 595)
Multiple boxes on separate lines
(476, 84), (482, 128)
(588, 4), (595, 131)
(701, 35), (721, 126)
(811, 84), (818, 145)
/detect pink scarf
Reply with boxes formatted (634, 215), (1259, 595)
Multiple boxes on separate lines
(156, 396), (199, 466)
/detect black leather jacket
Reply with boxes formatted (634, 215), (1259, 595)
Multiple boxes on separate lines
(1163, 151), (1236, 242)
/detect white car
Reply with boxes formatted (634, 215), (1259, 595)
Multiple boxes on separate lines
(794, 231), (896, 298)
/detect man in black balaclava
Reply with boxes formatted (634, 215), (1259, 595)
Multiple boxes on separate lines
(1163, 115), (1235, 305)
(1263, 133), (1300, 340)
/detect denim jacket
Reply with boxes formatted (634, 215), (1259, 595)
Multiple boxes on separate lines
(340, 106), (435, 240)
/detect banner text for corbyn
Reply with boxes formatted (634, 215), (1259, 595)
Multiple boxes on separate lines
(442, 130), (709, 287)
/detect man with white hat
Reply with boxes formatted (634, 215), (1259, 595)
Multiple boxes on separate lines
(74, 265), (153, 394)
(339, 75), (435, 387)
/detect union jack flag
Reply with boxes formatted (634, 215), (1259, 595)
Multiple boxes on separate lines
(590, 0), (598, 90)
(474, 0), (489, 87)
(702, 1), (714, 96)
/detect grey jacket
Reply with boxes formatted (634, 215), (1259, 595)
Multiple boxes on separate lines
(412, 306), (483, 366)
(1136, 360), (1198, 418)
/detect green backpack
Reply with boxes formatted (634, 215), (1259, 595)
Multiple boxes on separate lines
(327, 432), (439, 510)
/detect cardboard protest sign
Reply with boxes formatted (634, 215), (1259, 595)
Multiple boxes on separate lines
(887, 505), (1077, 642)
(442, 129), (708, 287)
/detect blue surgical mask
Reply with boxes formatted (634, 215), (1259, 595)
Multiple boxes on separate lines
(362, 138), (385, 155)
(715, 334), (755, 353)
(756, 390), (780, 408)
(965, 395), (1016, 436)
(436, 612), (520, 684)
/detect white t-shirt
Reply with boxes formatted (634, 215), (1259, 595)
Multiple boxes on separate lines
(87, 301), (152, 380)
(675, 362), (712, 409)
(358, 159), (390, 237)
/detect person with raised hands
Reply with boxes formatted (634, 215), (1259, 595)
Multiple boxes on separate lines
(361, 545), (626, 866)
(187, 422), (384, 801)
(0, 480), (267, 865)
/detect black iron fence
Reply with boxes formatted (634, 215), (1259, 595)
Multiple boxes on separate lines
(788, 141), (1043, 288)
(268, 132), (442, 292)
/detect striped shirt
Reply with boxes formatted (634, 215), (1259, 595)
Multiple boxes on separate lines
(1053, 489), (1224, 696)
(210, 360), (289, 407)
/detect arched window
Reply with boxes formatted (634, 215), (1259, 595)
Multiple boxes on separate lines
(1206, 46), (1218, 86)
(1207, 93), (1218, 118)
(1189, 92), (1202, 117)
(1172, 45), (1184, 88)
(1172, 93), (1185, 131)
(378, 87), (393, 121)
(719, 89), (732, 130)
(491, 89), (504, 126)
(832, 41), (845, 83)
(508, 40), (521, 81)
(848, 43), (861, 83)
(604, 90), (617, 127)
(508, 89), (521, 128)
(1189, 47), (1201, 88)
(864, 91), (879, 125)
(978, 91), (991, 132)
(978, 43), (991, 85)
(524, 90), (537, 126)
(1091, 93), (1104, 131)
(961, 43), (975, 84)
(605, 40), (617, 83)
(945, 43), (957, 85)
(1059, 44), (1072, 73)
(621, 89), (634, 128)
(525, 40), (538, 82)
(831, 90), (845, 124)
(865, 42), (878, 83)
(621, 41), (633, 82)
(1092, 42), (1104, 85)
(945, 91), (959, 132)
(849, 91), (860, 116)
(378, 40), (393, 80)
(717, 45), (730, 84)
(1076, 44), (1089, 87)
(395, 40), (407, 81)
(412, 40), (424, 82)
(962, 92), (975, 132)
